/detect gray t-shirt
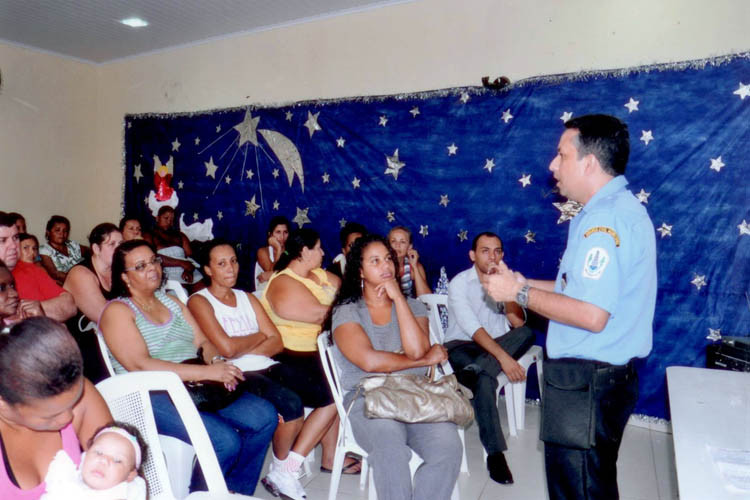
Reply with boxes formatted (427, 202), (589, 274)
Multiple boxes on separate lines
(331, 297), (429, 395)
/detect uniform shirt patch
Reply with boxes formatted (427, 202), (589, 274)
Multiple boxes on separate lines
(582, 247), (609, 280)
(584, 226), (620, 247)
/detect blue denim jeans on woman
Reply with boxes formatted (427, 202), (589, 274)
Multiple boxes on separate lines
(151, 391), (277, 494)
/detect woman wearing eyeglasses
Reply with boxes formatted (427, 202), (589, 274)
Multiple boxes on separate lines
(98, 240), (276, 495)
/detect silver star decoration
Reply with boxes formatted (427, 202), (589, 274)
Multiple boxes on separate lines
(225, 175), (232, 184)
(244, 196), (260, 217)
(733, 82), (750, 100)
(193, 213), (199, 221)
(410, 107), (420, 118)
(501, 109), (513, 123)
(457, 230), (468, 242)
(339, 218), (347, 228)
(657, 222), (673, 238)
(439, 194), (450, 207)
(171, 138), (181, 152)
(133, 164), (143, 183)
(322, 172), (330, 183)
(640, 130), (654, 146)
(272, 168), (280, 179)
(336, 137), (345, 148)
(560, 111), (573, 122)
(273, 200), (280, 210)
(524, 230), (536, 243)
(204, 157), (218, 178)
(709, 156), (725, 172)
(215, 125), (221, 133)
(624, 98), (640, 113)
(635, 188), (651, 204)
(285, 111), (293, 121)
(379, 115), (388, 127)
(738, 220), (750, 236)
(691, 274), (707, 291)
(385, 149), (406, 180)
(246, 169), (254, 180)
(419, 225), (429, 237)
(304, 111), (322, 138)
(352, 177), (361, 189)
(143, 196), (148, 205)
(518, 174), (531, 187)
(237, 243), (242, 250)
(459, 92), (470, 104)
(194, 137), (201, 146)
(484, 158), (495, 173)
(217, 211), (223, 220)
(234, 110), (260, 147)
(127, 122), (132, 129)
(447, 143), (458, 156)
(386, 211), (395, 222)
(177, 181), (184, 189)
(706, 328), (722, 341)
(553, 200), (583, 223)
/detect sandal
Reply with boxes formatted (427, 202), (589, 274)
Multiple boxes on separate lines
(320, 454), (362, 475)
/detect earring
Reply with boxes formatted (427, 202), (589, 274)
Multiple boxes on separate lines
(360, 278), (364, 291)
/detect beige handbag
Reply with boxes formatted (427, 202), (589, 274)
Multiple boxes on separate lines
(359, 364), (475, 427)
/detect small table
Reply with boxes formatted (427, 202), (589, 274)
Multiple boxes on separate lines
(667, 366), (750, 499)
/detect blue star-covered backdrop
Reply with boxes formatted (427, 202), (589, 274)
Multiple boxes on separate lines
(124, 53), (750, 419)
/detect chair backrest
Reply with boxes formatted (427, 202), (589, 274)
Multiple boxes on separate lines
(317, 333), (348, 421)
(96, 371), (230, 498)
(95, 330), (117, 377)
(164, 279), (189, 304)
(418, 293), (449, 344)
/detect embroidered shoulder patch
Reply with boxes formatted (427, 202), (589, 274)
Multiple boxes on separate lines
(582, 247), (609, 280)
(583, 226), (620, 247)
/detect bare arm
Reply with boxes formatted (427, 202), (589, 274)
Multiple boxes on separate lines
(380, 278), (430, 358)
(504, 300), (526, 328)
(73, 378), (113, 450)
(266, 275), (332, 325)
(526, 279), (555, 292)
(41, 291), (76, 321)
(180, 233), (193, 258)
(257, 246), (274, 273)
(39, 255), (67, 284)
(63, 266), (107, 322)
(471, 327), (526, 382)
(412, 262), (431, 297)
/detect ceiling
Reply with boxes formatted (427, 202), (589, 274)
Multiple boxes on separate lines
(0, 0), (410, 64)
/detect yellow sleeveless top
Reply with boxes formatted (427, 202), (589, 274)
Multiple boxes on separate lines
(261, 268), (337, 352)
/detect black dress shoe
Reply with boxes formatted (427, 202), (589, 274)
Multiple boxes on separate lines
(487, 453), (514, 485)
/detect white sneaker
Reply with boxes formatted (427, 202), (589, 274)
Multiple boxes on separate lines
(261, 467), (307, 500)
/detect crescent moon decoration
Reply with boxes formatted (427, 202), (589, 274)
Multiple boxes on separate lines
(259, 129), (305, 192)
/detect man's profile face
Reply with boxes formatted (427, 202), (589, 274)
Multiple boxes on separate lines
(549, 128), (586, 202)
(0, 225), (20, 270)
(470, 235), (503, 275)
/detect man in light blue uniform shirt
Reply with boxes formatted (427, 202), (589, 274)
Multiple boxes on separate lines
(482, 114), (657, 500)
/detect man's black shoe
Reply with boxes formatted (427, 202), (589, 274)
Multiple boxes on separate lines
(487, 453), (514, 485)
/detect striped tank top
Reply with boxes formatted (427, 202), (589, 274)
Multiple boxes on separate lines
(400, 260), (414, 297)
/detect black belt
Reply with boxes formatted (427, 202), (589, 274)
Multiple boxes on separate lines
(549, 357), (636, 380)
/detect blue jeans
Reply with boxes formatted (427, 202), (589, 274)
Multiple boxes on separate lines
(151, 391), (277, 495)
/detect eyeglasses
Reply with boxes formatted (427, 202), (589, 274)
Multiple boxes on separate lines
(124, 256), (162, 272)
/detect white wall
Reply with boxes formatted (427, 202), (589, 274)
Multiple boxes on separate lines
(2, 0), (749, 239)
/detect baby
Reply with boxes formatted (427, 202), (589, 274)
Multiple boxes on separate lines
(42, 422), (148, 500)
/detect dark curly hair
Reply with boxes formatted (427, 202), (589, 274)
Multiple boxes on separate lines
(334, 233), (398, 306)
(273, 228), (320, 272)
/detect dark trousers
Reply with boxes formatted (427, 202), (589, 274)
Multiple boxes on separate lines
(446, 326), (535, 455)
(543, 359), (638, 500)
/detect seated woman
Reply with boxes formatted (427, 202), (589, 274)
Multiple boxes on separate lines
(118, 217), (143, 241)
(98, 240), (276, 495)
(18, 234), (42, 269)
(1, 262), (44, 333)
(388, 226), (431, 297)
(260, 229), (360, 475)
(143, 206), (201, 288)
(63, 223), (123, 383)
(331, 234), (461, 500)
(0, 316), (112, 499)
(39, 216), (89, 285)
(255, 216), (290, 291)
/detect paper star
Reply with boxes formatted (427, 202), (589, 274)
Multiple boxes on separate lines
(234, 110), (260, 147)
(273, 200), (280, 210)
(385, 149), (406, 180)
(553, 200), (583, 223)
(524, 230), (536, 243)
(709, 156), (725, 172)
(133, 164), (143, 183)
(459, 92), (470, 104)
(518, 174), (531, 187)
(194, 137), (200, 146)
(272, 168), (280, 179)
(215, 125), (221, 133)
(501, 109), (513, 123)
(193, 213), (199, 221)
(143, 196), (148, 205)
(217, 211), (223, 220)
(439, 194), (450, 207)
(285, 111), (293, 121)
(293, 207), (311, 228)
(457, 230), (468, 242)
(127, 122), (132, 129)
(304, 111), (322, 138)
(322, 172), (330, 183)
(560, 111), (573, 122)
(246, 170), (254, 180)
(339, 218), (347, 228)
(733, 82), (750, 100)
(410, 106), (420, 117)
(635, 189), (651, 204)
(447, 144), (458, 156)
(352, 177), (361, 189)
(419, 225), (429, 237)
(640, 130), (654, 145)
(484, 158), (495, 173)
(378, 115), (388, 127)
(171, 138), (181, 152)
(236, 243), (242, 250)
(244, 196), (260, 217)
(386, 211), (395, 222)
(225, 175), (231, 184)
(177, 181), (184, 189)
(336, 137), (345, 148)
(624, 98), (640, 113)
(706, 328), (722, 341)
(204, 157), (218, 178)
(657, 223), (673, 238)
(738, 220), (750, 236)
(691, 274), (707, 291)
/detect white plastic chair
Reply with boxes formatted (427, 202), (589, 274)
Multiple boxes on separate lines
(96, 371), (256, 499)
(165, 279), (190, 304)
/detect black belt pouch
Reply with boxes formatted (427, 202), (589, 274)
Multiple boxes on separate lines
(540, 359), (596, 449)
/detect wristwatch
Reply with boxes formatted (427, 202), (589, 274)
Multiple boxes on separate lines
(516, 284), (530, 308)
